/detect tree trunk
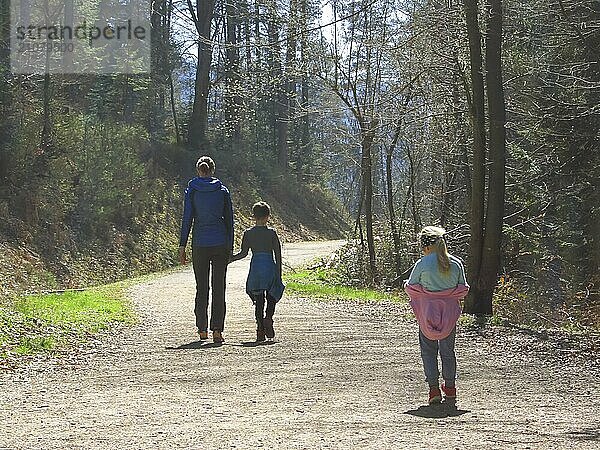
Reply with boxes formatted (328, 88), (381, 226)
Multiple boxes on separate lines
(62, 0), (74, 70)
(405, 143), (422, 233)
(463, 0), (487, 313)
(386, 133), (402, 274)
(440, 78), (461, 227)
(453, 66), (472, 209)
(298, 0), (310, 176)
(0, 0), (8, 69)
(189, 0), (215, 150)
(266, 2), (288, 171)
(0, 0), (11, 184)
(41, 73), (52, 151)
(355, 170), (367, 263)
(361, 121), (377, 283)
(241, 0), (251, 69)
(169, 73), (181, 143)
(284, 0), (298, 170)
(225, 0), (242, 149)
(167, 0), (178, 142)
(440, 170), (458, 227)
(253, 0), (261, 67)
(478, 0), (506, 313)
(149, 0), (168, 138)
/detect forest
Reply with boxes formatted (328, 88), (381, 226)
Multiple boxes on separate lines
(0, 0), (599, 328)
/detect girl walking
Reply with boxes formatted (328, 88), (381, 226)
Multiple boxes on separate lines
(405, 226), (469, 404)
(231, 201), (285, 341)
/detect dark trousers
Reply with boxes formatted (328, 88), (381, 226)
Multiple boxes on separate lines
(192, 245), (229, 332)
(250, 291), (276, 330)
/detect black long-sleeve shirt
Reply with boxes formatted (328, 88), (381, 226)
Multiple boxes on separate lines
(231, 226), (282, 276)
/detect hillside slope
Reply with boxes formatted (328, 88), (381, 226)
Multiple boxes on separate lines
(0, 177), (349, 300)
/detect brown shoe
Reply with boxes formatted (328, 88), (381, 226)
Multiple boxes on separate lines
(256, 329), (266, 342)
(213, 331), (224, 343)
(197, 329), (208, 340)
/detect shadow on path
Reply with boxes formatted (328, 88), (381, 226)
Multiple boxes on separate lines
(404, 403), (470, 419)
(566, 428), (600, 442)
(237, 341), (277, 348)
(165, 341), (225, 350)
(165, 340), (277, 350)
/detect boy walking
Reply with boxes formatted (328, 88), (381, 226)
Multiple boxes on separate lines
(231, 201), (284, 341)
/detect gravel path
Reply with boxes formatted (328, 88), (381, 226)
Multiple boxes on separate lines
(1, 241), (599, 449)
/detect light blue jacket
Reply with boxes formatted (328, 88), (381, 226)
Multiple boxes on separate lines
(407, 253), (467, 292)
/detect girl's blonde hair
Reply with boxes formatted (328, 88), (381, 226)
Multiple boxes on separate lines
(419, 226), (450, 274)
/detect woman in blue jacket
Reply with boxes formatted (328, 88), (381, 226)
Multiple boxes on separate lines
(179, 156), (234, 343)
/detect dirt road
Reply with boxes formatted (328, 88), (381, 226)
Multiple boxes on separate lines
(1, 241), (599, 449)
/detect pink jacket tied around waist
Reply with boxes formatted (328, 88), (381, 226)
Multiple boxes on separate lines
(404, 283), (470, 340)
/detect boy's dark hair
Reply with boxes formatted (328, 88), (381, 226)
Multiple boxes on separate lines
(252, 201), (271, 219)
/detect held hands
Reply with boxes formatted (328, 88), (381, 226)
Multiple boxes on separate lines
(179, 246), (187, 265)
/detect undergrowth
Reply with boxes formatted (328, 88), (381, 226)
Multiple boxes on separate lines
(331, 239), (599, 333)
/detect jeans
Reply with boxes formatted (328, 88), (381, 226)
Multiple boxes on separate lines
(192, 245), (229, 332)
(419, 327), (456, 388)
(250, 291), (276, 330)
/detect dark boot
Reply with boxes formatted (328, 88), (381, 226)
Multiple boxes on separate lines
(263, 318), (275, 339)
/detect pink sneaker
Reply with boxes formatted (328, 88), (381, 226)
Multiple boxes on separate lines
(429, 386), (442, 405)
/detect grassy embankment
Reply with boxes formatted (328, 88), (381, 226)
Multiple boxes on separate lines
(283, 262), (508, 329)
(0, 284), (134, 368)
(284, 265), (406, 304)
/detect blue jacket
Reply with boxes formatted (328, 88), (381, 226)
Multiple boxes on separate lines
(179, 177), (234, 249)
(246, 252), (285, 302)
